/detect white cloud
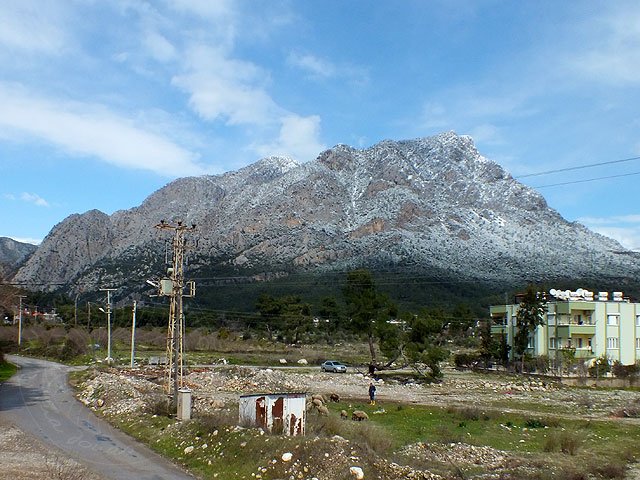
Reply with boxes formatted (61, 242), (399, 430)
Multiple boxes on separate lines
(578, 214), (640, 226)
(467, 124), (504, 146)
(144, 31), (177, 62)
(287, 51), (369, 86)
(254, 114), (325, 162)
(6, 236), (41, 245)
(578, 214), (640, 250)
(20, 192), (49, 207)
(288, 52), (336, 78)
(172, 45), (279, 126)
(589, 226), (640, 251)
(0, 1), (68, 54)
(0, 83), (206, 177)
(571, 4), (640, 86)
(168, 0), (236, 20)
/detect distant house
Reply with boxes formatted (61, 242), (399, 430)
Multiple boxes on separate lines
(490, 289), (640, 365)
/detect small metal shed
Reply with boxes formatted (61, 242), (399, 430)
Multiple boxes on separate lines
(239, 392), (306, 436)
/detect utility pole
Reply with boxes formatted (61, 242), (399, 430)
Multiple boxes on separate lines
(154, 220), (196, 402)
(74, 293), (80, 327)
(130, 300), (137, 368)
(17, 295), (26, 347)
(100, 288), (116, 364)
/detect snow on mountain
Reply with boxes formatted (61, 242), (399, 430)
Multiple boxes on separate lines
(12, 132), (637, 296)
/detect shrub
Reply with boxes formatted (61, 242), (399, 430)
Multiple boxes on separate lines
(543, 430), (581, 455)
(434, 425), (462, 444)
(353, 422), (393, 455)
(446, 405), (492, 421)
(453, 352), (479, 370)
(589, 354), (610, 378)
(145, 394), (173, 417)
(535, 354), (550, 374)
(559, 431), (581, 455)
(198, 408), (239, 433)
(542, 433), (559, 453)
(591, 462), (627, 479)
(611, 360), (639, 378)
(611, 400), (640, 418)
(524, 418), (546, 429)
(59, 329), (89, 360)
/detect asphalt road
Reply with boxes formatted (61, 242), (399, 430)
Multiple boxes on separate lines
(0, 355), (194, 480)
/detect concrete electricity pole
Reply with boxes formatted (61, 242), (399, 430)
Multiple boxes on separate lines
(154, 220), (196, 402)
(130, 300), (137, 368)
(17, 295), (26, 347)
(100, 288), (116, 364)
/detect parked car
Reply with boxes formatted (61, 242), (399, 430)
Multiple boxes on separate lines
(321, 360), (347, 373)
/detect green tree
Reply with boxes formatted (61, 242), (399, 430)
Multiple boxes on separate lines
(450, 303), (475, 338)
(317, 296), (343, 334)
(342, 269), (397, 365)
(256, 294), (312, 343)
(513, 285), (547, 372)
(404, 310), (449, 382)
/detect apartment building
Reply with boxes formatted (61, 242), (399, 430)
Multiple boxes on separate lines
(490, 289), (640, 365)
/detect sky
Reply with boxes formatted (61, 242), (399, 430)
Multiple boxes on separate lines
(1, 0), (640, 249)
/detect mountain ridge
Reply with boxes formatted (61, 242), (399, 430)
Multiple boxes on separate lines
(11, 132), (638, 305)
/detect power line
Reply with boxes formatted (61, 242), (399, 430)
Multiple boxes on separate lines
(516, 155), (640, 179)
(532, 170), (640, 189)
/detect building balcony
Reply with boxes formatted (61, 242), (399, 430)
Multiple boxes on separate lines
(554, 325), (596, 337)
(491, 325), (508, 335)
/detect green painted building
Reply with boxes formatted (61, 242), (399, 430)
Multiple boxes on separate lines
(490, 290), (640, 365)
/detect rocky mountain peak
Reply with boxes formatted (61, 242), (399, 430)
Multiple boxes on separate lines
(11, 132), (640, 301)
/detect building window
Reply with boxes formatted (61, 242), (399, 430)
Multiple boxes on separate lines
(547, 314), (556, 326)
(607, 337), (619, 349)
(577, 338), (583, 349)
(549, 337), (556, 349)
(636, 338), (640, 349)
(636, 315), (640, 327)
(527, 337), (535, 349)
(607, 315), (619, 326)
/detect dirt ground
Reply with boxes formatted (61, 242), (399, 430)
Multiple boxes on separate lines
(0, 417), (104, 480)
(4, 364), (640, 479)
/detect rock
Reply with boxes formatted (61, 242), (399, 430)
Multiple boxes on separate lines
(350, 466), (364, 479)
(282, 452), (293, 462)
(184, 446), (194, 454)
(279, 359), (287, 365)
(297, 359), (308, 365)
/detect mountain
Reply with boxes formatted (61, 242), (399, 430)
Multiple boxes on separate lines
(11, 132), (640, 307)
(0, 237), (37, 280)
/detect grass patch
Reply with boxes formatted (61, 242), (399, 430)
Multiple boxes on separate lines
(0, 360), (17, 382)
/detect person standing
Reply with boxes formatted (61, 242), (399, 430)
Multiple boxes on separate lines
(368, 382), (376, 405)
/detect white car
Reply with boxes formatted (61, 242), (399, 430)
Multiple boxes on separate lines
(321, 360), (347, 373)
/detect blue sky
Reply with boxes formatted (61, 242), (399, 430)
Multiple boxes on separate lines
(1, 1), (640, 249)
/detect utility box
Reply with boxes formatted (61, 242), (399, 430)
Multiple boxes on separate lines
(160, 279), (173, 296)
(239, 392), (306, 436)
(176, 388), (192, 421)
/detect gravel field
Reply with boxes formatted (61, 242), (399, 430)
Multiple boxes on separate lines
(4, 363), (639, 479)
